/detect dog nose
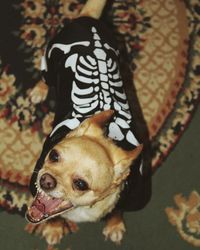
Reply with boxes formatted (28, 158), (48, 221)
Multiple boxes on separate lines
(40, 173), (57, 191)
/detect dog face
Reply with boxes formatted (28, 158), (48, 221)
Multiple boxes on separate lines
(26, 110), (142, 223)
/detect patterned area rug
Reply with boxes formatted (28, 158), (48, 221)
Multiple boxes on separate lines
(0, 0), (200, 247)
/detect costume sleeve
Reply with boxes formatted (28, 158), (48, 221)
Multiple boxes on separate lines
(116, 155), (152, 212)
(40, 44), (60, 87)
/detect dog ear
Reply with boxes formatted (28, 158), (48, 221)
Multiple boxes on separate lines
(112, 144), (143, 184)
(67, 110), (114, 138)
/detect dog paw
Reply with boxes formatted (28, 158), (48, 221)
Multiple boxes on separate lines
(25, 222), (45, 235)
(29, 80), (48, 104)
(42, 219), (78, 246)
(25, 218), (78, 246)
(103, 221), (126, 245)
(42, 223), (64, 245)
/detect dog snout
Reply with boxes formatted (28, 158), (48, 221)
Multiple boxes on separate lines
(40, 173), (57, 191)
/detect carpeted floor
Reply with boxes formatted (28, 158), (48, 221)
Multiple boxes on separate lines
(0, 0), (200, 249)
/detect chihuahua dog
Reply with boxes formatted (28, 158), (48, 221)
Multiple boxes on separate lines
(26, 0), (149, 246)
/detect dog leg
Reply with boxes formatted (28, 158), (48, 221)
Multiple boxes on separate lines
(29, 80), (49, 104)
(79, 0), (107, 19)
(42, 218), (78, 245)
(25, 217), (78, 246)
(103, 210), (126, 245)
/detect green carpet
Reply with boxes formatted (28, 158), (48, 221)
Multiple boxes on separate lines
(0, 106), (199, 250)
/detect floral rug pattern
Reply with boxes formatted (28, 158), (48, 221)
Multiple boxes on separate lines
(166, 191), (200, 247)
(0, 0), (200, 247)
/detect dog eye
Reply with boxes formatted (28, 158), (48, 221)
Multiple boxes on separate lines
(73, 178), (89, 191)
(49, 149), (60, 162)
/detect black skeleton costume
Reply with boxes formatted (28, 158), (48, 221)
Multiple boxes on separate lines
(30, 17), (150, 212)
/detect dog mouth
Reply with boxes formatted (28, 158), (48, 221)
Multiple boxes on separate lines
(26, 191), (73, 223)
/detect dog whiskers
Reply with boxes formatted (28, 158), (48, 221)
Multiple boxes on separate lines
(32, 170), (39, 174)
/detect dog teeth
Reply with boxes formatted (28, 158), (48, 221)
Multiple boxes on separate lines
(44, 214), (49, 218)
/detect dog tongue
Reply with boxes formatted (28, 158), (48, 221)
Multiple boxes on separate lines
(27, 192), (68, 223)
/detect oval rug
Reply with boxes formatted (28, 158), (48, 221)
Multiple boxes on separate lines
(0, 0), (199, 217)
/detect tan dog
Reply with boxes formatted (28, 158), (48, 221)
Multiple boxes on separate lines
(26, 0), (144, 246)
(27, 111), (142, 243)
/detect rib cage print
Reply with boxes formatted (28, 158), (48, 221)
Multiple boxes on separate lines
(45, 26), (139, 147)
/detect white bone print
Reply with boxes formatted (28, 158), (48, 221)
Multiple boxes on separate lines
(48, 27), (138, 147)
